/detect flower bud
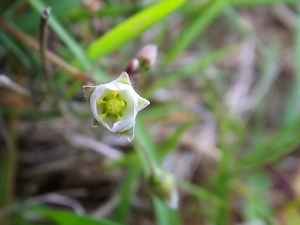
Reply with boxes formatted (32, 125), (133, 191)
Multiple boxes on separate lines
(82, 72), (150, 141)
(137, 44), (157, 70)
(125, 45), (158, 75)
(149, 167), (179, 209)
(125, 58), (139, 75)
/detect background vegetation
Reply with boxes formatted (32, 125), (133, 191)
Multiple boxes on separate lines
(1, 0), (300, 224)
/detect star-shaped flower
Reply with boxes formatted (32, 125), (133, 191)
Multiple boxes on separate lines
(83, 72), (150, 141)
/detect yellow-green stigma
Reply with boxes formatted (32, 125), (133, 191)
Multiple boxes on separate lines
(106, 99), (123, 114)
(97, 91), (126, 121)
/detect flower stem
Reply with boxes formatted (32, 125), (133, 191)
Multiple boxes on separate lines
(135, 143), (158, 176)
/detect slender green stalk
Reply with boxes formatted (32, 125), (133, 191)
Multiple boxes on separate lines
(200, 75), (233, 225)
(135, 142), (158, 176)
(0, 112), (17, 208)
(284, 5), (300, 124)
(164, 0), (230, 65)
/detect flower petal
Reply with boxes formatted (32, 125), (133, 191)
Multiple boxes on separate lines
(111, 118), (135, 133)
(90, 86), (110, 129)
(138, 96), (150, 111)
(119, 127), (135, 142)
(115, 71), (132, 85)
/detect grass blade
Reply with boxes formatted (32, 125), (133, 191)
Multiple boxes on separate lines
(157, 119), (194, 162)
(231, 0), (299, 7)
(238, 115), (300, 171)
(145, 44), (237, 98)
(114, 166), (140, 224)
(27, 0), (91, 69)
(133, 118), (158, 175)
(87, 0), (186, 60)
(153, 197), (182, 225)
(242, 172), (273, 224)
(31, 207), (122, 225)
(163, 0), (230, 65)
(283, 6), (300, 124)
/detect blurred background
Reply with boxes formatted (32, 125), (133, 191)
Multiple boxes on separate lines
(1, 0), (300, 224)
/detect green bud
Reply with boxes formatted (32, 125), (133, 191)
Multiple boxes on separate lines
(149, 167), (179, 209)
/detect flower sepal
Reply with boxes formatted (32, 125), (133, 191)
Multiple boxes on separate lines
(83, 85), (96, 101)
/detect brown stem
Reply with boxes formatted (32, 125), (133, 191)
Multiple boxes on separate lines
(0, 19), (93, 84)
(39, 7), (55, 96)
(39, 7), (60, 107)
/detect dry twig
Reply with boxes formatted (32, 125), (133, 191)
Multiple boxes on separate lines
(0, 74), (31, 98)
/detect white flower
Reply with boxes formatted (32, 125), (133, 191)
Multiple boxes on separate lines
(83, 72), (150, 142)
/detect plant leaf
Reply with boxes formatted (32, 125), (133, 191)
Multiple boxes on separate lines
(87, 0), (186, 60)
(32, 208), (122, 225)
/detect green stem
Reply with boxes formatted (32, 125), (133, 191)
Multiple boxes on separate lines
(200, 76), (232, 224)
(136, 144), (158, 176)
(215, 153), (231, 225)
(0, 112), (17, 208)
(134, 119), (160, 176)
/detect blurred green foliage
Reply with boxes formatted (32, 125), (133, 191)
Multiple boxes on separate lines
(1, 0), (300, 225)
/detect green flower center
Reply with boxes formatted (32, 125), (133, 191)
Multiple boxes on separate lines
(106, 99), (124, 114)
(96, 90), (126, 121)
